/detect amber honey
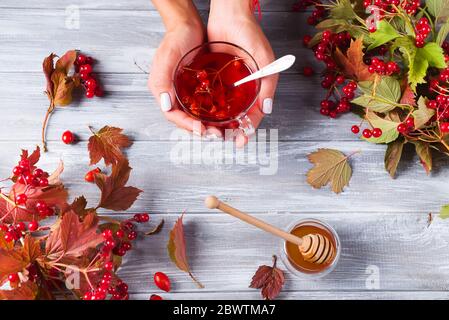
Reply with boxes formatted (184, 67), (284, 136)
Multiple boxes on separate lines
(284, 220), (338, 274)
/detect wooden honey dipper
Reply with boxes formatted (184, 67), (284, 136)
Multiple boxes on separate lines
(205, 196), (335, 265)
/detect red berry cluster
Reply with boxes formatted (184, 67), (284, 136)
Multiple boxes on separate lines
(415, 17), (431, 48)
(368, 58), (400, 75)
(396, 117), (415, 134)
(83, 213), (150, 300)
(363, 0), (420, 16)
(292, 0), (326, 25)
(351, 125), (383, 138)
(74, 53), (104, 98)
(12, 160), (49, 188)
(428, 66), (449, 132)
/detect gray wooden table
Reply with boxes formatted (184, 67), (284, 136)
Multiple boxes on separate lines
(1, 0), (449, 300)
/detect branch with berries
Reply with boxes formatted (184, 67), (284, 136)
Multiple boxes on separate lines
(0, 124), (167, 300)
(295, 0), (449, 177)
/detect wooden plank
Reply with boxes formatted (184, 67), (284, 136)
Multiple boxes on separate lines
(130, 291), (449, 300)
(0, 141), (446, 214)
(0, 73), (361, 142)
(104, 213), (449, 293)
(0, 10), (315, 73)
(0, 0), (297, 12)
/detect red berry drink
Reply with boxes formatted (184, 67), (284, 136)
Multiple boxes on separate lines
(174, 42), (260, 127)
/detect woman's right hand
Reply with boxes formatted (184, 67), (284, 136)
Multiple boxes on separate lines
(148, 6), (206, 135)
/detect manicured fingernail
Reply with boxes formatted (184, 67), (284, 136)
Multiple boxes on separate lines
(160, 92), (172, 112)
(262, 98), (273, 114)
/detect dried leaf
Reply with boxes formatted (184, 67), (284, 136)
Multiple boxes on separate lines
(51, 71), (76, 106)
(249, 255), (285, 300)
(412, 140), (432, 174)
(0, 281), (38, 300)
(94, 159), (142, 211)
(22, 235), (42, 262)
(45, 211), (103, 260)
(42, 53), (56, 99)
(385, 139), (406, 178)
(0, 248), (29, 282)
(306, 148), (354, 194)
(167, 213), (203, 288)
(145, 219), (164, 236)
(88, 126), (132, 166)
(333, 38), (375, 82)
(55, 50), (77, 74)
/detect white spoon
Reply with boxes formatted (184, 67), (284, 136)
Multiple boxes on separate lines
(233, 54), (296, 87)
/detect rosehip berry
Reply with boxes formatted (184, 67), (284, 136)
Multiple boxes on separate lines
(15, 193), (27, 205)
(351, 125), (360, 134)
(154, 272), (171, 292)
(28, 221), (39, 232)
(62, 130), (75, 144)
(362, 129), (372, 138)
(372, 128), (383, 138)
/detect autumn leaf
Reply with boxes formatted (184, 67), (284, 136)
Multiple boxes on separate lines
(400, 84), (416, 106)
(55, 50), (77, 74)
(412, 140), (432, 174)
(0, 248), (29, 283)
(306, 148), (354, 194)
(22, 235), (42, 263)
(249, 255), (285, 300)
(0, 281), (38, 300)
(43, 53), (56, 100)
(88, 126), (132, 166)
(333, 37), (375, 82)
(167, 213), (203, 288)
(385, 139), (406, 178)
(412, 97), (435, 129)
(94, 159), (142, 211)
(45, 211), (103, 260)
(21, 146), (41, 168)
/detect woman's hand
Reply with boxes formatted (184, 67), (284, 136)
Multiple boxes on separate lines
(208, 0), (278, 147)
(148, 1), (206, 135)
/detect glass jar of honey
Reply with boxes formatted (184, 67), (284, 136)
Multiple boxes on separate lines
(280, 218), (340, 278)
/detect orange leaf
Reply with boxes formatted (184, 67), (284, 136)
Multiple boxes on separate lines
(22, 235), (42, 263)
(333, 38), (375, 82)
(167, 213), (203, 288)
(51, 71), (76, 106)
(42, 53), (56, 99)
(94, 159), (142, 211)
(45, 211), (103, 260)
(88, 126), (132, 166)
(0, 281), (38, 300)
(0, 248), (29, 282)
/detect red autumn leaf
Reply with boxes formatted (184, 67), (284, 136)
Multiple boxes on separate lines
(400, 84), (417, 106)
(0, 248), (29, 283)
(0, 281), (38, 300)
(22, 235), (42, 263)
(167, 213), (203, 288)
(88, 126), (132, 166)
(21, 146), (41, 168)
(45, 210), (103, 260)
(55, 50), (77, 74)
(333, 38), (375, 82)
(249, 255), (285, 300)
(0, 230), (14, 251)
(94, 159), (142, 211)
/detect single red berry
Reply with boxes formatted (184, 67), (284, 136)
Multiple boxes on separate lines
(28, 221), (39, 232)
(127, 230), (137, 241)
(8, 273), (19, 283)
(35, 200), (47, 212)
(80, 64), (92, 74)
(104, 239), (116, 249)
(86, 90), (95, 98)
(39, 178), (49, 187)
(12, 166), (23, 176)
(83, 292), (93, 300)
(16, 222), (26, 232)
(77, 54), (87, 65)
(397, 123), (408, 134)
(351, 125), (360, 134)
(117, 282), (129, 293)
(362, 129), (373, 138)
(121, 242), (132, 251)
(115, 229), (125, 238)
(133, 213), (142, 222)
(15, 193), (28, 205)
(62, 130), (75, 144)
(154, 272), (171, 292)
(441, 122), (449, 133)
(33, 168), (44, 178)
(405, 117), (415, 128)
(102, 229), (113, 239)
(140, 213), (149, 222)
(80, 72), (90, 81)
(85, 78), (97, 90)
(4, 232), (14, 242)
(150, 294), (163, 300)
(85, 168), (101, 183)
(372, 128), (383, 138)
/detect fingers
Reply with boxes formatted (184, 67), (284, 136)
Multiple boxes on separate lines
(148, 40), (179, 112)
(235, 103), (265, 148)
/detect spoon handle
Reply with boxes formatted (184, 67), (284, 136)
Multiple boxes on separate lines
(205, 196), (303, 246)
(233, 54), (296, 87)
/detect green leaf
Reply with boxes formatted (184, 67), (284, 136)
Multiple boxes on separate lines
(436, 18), (449, 46)
(412, 97), (435, 129)
(385, 139), (405, 178)
(364, 110), (400, 144)
(419, 42), (447, 69)
(440, 205), (449, 219)
(427, 0), (449, 22)
(368, 20), (401, 50)
(331, 0), (356, 20)
(352, 77), (401, 112)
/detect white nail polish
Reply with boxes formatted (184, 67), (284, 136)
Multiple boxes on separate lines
(160, 92), (172, 112)
(262, 98), (273, 114)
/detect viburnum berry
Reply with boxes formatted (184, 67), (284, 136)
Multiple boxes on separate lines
(4, 231), (14, 242)
(397, 123), (408, 134)
(303, 66), (314, 77)
(405, 117), (415, 128)
(84, 167), (101, 183)
(12, 166), (22, 176)
(115, 229), (125, 238)
(35, 200), (47, 211)
(351, 125), (360, 134)
(104, 261), (114, 271)
(362, 129), (372, 139)
(441, 122), (449, 133)
(121, 242), (132, 251)
(39, 177), (49, 187)
(372, 128), (383, 138)
(150, 294), (163, 300)
(8, 273), (19, 283)
(154, 272), (171, 292)
(102, 229), (113, 239)
(16, 222), (26, 232)
(28, 220), (39, 232)
(62, 130), (75, 144)
(303, 35), (312, 47)
(127, 230), (137, 241)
